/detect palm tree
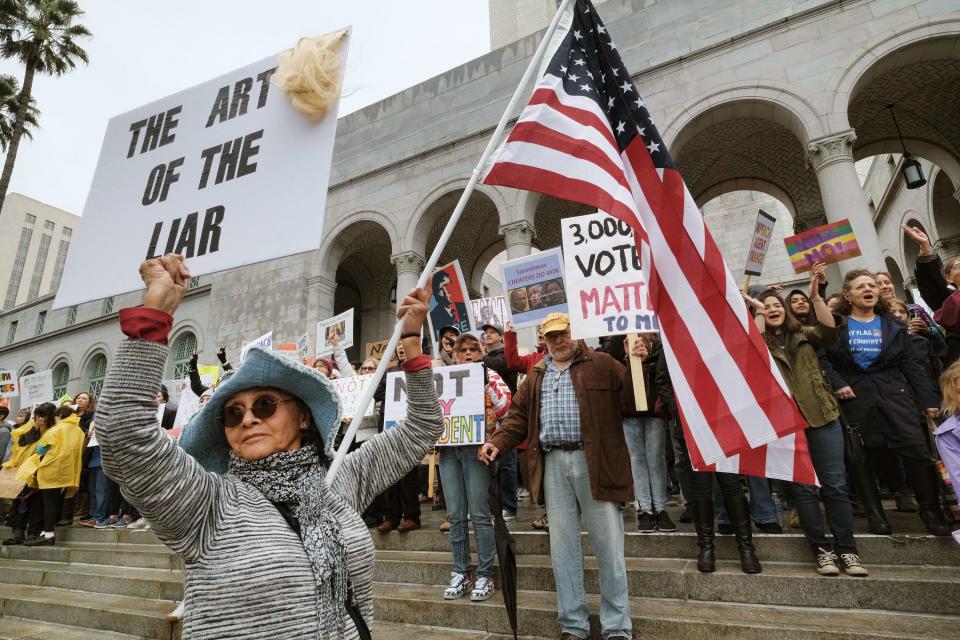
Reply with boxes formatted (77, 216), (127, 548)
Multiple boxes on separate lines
(0, 73), (39, 151)
(0, 0), (90, 217)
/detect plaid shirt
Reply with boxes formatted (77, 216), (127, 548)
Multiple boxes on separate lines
(538, 355), (582, 448)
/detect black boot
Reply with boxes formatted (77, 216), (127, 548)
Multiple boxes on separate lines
(723, 493), (761, 574)
(907, 459), (952, 537)
(849, 461), (891, 535)
(1, 528), (25, 545)
(692, 500), (715, 573)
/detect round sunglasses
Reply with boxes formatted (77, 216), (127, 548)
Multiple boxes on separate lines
(222, 396), (298, 428)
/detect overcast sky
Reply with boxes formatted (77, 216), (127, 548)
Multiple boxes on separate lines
(0, 1), (490, 215)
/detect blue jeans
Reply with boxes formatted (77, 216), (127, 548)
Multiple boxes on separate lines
(438, 446), (496, 578)
(544, 449), (630, 639)
(789, 420), (857, 555)
(88, 466), (109, 521)
(715, 474), (777, 525)
(622, 416), (670, 511)
(499, 449), (518, 514)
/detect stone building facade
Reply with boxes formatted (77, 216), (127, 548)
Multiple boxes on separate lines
(0, 0), (958, 409)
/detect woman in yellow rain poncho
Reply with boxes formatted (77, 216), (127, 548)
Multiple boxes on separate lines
(3, 403), (85, 546)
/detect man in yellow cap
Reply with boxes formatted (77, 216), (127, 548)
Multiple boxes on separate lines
(479, 312), (647, 640)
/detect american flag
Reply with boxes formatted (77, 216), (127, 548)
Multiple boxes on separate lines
(483, 0), (816, 483)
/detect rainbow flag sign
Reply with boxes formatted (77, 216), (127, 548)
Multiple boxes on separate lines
(784, 219), (861, 273)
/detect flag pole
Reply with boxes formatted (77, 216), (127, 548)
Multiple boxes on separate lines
(327, 0), (574, 484)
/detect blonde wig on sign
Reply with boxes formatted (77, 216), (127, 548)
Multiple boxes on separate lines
(273, 30), (347, 117)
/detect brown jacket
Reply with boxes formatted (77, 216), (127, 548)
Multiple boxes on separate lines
(489, 344), (635, 504)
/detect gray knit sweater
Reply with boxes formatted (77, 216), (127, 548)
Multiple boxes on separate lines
(96, 339), (442, 639)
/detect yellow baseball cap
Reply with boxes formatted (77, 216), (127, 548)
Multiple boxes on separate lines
(540, 312), (570, 336)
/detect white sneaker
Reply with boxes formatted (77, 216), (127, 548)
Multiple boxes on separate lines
(126, 517), (149, 530)
(815, 547), (840, 576)
(443, 572), (472, 600)
(470, 576), (495, 601)
(166, 600), (185, 621)
(517, 488), (531, 500)
(501, 510), (515, 521)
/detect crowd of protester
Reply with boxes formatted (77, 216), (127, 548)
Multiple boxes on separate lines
(2, 232), (960, 640)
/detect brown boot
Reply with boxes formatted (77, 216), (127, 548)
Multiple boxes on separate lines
(376, 520), (398, 534)
(397, 518), (421, 532)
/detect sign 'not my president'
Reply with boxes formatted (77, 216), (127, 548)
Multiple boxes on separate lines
(52, 33), (350, 309)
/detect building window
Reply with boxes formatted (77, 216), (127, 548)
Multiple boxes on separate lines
(27, 233), (52, 299)
(53, 363), (69, 398)
(24, 213), (35, 224)
(6, 320), (17, 344)
(48, 240), (70, 294)
(67, 305), (78, 326)
(87, 354), (107, 398)
(62, 227), (72, 237)
(4, 227), (33, 309)
(102, 296), (114, 314)
(35, 310), (46, 335)
(170, 332), (197, 379)
(43, 220), (54, 230)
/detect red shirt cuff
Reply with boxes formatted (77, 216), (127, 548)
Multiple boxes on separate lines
(119, 307), (173, 345)
(401, 354), (432, 373)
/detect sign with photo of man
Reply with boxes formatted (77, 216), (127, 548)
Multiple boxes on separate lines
(499, 248), (568, 329)
(426, 261), (475, 354)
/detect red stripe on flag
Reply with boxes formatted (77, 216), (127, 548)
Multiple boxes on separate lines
(483, 163), (645, 242)
(507, 121), (630, 192)
(527, 88), (618, 149)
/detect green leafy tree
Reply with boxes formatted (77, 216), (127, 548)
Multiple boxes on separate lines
(0, 0), (90, 216)
(0, 73), (38, 150)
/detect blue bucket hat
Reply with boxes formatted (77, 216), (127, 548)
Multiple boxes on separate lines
(179, 346), (343, 473)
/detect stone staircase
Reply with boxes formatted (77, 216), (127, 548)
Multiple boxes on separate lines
(0, 521), (958, 639)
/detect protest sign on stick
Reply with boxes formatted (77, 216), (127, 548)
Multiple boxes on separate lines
(365, 340), (398, 367)
(626, 333), (647, 412)
(0, 370), (17, 398)
(561, 211), (658, 339)
(744, 209), (777, 278)
(240, 331), (273, 361)
(52, 33), (350, 309)
(470, 296), (508, 330)
(383, 363), (485, 446)
(426, 262), (475, 354)
(316, 309), (354, 356)
(785, 219), (861, 273)
(20, 370), (54, 406)
(332, 375), (377, 419)
(198, 365), (220, 388)
(500, 248), (568, 329)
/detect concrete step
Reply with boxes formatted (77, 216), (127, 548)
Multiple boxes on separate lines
(0, 583), (178, 640)
(373, 550), (960, 615)
(0, 558), (182, 601)
(17, 524), (957, 567)
(373, 528), (960, 566)
(1, 541), (182, 570)
(0, 616), (150, 640)
(372, 621), (547, 639)
(373, 582), (959, 640)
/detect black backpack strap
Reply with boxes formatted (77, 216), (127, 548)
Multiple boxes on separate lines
(269, 501), (371, 640)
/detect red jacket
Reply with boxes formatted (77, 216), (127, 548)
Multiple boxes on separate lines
(504, 331), (546, 374)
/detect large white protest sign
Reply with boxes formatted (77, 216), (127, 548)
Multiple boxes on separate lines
(240, 331), (273, 361)
(332, 374), (377, 419)
(0, 370), (17, 399)
(171, 386), (201, 441)
(744, 209), (777, 277)
(20, 370), (54, 406)
(52, 34), (350, 309)
(561, 211), (658, 339)
(316, 309), (354, 356)
(384, 363), (485, 446)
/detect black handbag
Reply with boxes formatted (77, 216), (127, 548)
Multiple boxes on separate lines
(271, 501), (372, 640)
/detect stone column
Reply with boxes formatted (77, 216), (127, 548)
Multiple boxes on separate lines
(500, 220), (536, 260)
(305, 274), (337, 355)
(391, 251), (425, 308)
(936, 234), (960, 266)
(807, 130), (883, 273)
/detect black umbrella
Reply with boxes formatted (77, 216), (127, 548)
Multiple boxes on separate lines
(489, 460), (519, 640)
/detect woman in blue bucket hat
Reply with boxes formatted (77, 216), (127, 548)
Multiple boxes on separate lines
(95, 254), (443, 639)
